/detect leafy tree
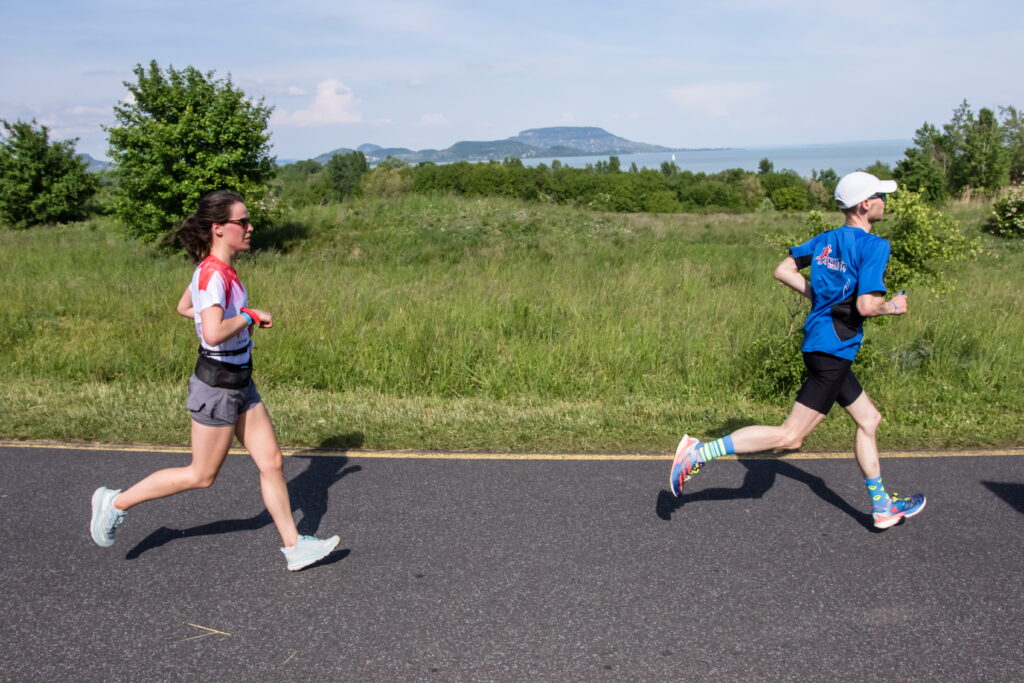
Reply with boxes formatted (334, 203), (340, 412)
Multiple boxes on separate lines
(315, 150), (370, 202)
(659, 160), (680, 176)
(758, 158), (774, 174)
(999, 105), (1024, 184)
(738, 174), (766, 208)
(594, 156), (621, 174)
(862, 161), (894, 179)
(682, 180), (743, 210)
(811, 167), (838, 191)
(935, 100), (1008, 195)
(943, 100), (973, 190)
(0, 119), (98, 228)
(106, 60), (275, 243)
(270, 159), (323, 208)
(808, 169), (838, 208)
(894, 123), (949, 202)
(958, 107), (1008, 193)
(759, 169), (804, 196)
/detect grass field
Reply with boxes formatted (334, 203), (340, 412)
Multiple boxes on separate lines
(2, 195), (1021, 452)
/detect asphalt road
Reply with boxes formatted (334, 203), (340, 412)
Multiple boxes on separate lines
(2, 443), (1023, 681)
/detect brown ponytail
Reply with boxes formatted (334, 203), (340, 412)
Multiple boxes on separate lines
(174, 191), (245, 263)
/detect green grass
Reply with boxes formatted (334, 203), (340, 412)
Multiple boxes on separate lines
(2, 197), (1021, 451)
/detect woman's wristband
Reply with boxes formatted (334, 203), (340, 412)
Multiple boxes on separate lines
(240, 307), (261, 326)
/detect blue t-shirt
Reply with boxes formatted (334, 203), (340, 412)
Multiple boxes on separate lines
(789, 226), (890, 361)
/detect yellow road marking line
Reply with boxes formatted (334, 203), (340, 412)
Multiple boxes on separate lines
(2, 439), (1022, 461)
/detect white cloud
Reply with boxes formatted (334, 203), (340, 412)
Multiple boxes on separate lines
(66, 105), (108, 116)
(419, 113), (453, 127)
(667, 82), (771, 118)
(286, 86), (307, 96)
(273, 79), (361, 127)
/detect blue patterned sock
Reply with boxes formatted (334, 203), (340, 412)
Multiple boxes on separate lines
(865, 476), (891, 512)
(698, 435), (735, 463)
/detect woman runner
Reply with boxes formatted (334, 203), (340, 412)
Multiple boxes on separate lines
(90, 191), (340, 570)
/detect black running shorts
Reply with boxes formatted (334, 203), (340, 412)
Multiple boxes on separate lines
(794, 351), (864, 414)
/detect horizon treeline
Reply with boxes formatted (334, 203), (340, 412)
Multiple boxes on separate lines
(4, 85), (1024, 230)
(271, 101), (1024, 215)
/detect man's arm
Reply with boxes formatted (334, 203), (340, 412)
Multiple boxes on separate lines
(774, 256), (812, 300)
(857, 291), (907, 317)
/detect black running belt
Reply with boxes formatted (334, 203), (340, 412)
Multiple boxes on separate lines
(198, 344), (251, 357)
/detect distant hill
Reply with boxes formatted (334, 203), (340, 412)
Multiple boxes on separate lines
(78, 153), (110, 172)
(508, 127), (671, 154)
(312, 147), (356, 165)
(305, 126), (680, 166)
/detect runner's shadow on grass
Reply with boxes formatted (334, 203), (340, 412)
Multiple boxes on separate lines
(981, 481), (1024, 514)
(126, 435), (363, 560)
(656, 457), (876, 531)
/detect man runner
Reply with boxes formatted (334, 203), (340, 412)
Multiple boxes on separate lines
(669, 171), (925, 530)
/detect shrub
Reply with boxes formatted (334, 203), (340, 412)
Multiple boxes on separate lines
(106, 61), (275, 243)
(985, 185), (1024, 238)
(0, 119), (98, 228)
(642, 190), (682, 213)
(770, 186), (809, 211)
(880, 190), (982, 292)
(360, 166), (414, 198)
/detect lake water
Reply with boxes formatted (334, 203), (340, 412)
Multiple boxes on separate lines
(523, 140), (911, 178)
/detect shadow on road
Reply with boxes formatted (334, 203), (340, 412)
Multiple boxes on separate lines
(125, 435), (362, 560)
(981, 481), (1024, 514)
(655, 457), (876, 531)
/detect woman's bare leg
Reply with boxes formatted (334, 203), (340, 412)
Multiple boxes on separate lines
(114, 421), (234, 510)
(235, 402), (299, 547)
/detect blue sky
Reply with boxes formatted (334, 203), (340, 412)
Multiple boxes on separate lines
(2, 0), (1022, 161)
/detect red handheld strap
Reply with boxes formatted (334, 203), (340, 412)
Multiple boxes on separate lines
(240, 307), (261, 326)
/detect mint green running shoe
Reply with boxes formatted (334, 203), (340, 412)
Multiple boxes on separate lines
(90, 487), (126, 547)
(281, 535), (341, 571)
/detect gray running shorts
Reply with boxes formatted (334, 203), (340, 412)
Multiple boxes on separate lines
(186, 374), (262, 427)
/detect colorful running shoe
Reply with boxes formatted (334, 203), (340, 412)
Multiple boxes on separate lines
(669, 435), (702, 497)
(281, 534), (341, 571)
(872, 492), (927, 530)
(90, 487), (126, 547)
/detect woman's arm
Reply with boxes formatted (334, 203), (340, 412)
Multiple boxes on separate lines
(199, 306), (252, 346)
(198, 306), (274, 346)
(176, 288), (194, 319)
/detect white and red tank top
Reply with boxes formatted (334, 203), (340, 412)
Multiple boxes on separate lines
(189, 255), (251, 364)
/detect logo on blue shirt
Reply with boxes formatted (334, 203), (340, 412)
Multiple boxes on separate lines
(815, 244), (847, 272)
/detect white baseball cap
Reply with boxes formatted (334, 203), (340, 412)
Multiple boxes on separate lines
(834, 171), (898, 209)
